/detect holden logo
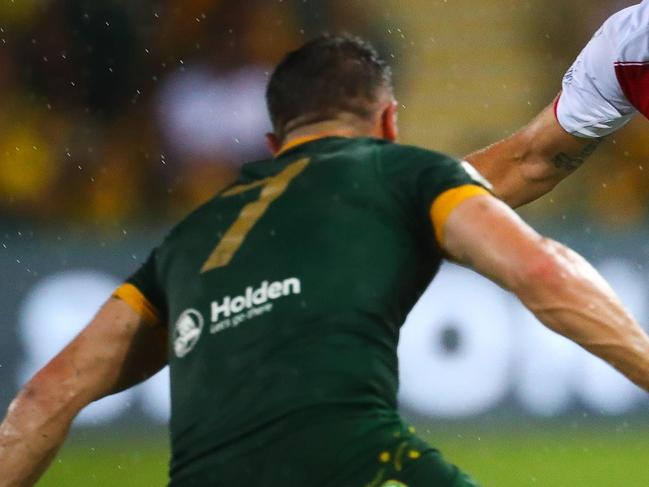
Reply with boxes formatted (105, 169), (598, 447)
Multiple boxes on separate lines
(173, 309), (204, 358)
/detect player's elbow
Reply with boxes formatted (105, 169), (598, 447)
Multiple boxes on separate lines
(515, 131), (559, 185)
(512, 239), (568, 298)
(22, 355), (89, 419)
(495, 131), (561, 207)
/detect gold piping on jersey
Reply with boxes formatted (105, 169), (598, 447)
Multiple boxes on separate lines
(430, 184), (490, 245)
(222, 178), (268, 197)
(201, 157), (311, 272)
(112, 283), (161, 326)
(275, 134), (334, 157)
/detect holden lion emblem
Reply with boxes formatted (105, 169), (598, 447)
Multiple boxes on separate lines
(173, 309), (204, 358)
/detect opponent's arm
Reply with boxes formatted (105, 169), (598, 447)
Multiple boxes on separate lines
(0, 298), (167, 487)
(438, 194), (649, 391)
(465, 102), (604, 208)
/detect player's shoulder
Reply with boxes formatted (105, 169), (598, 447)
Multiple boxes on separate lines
(159, 164), (268, 246)
(379, 140), (457, 163)
(377, 141), (492, 189)
(601, 0), (649, 60)
(377, 141), (464, 176)
(557, 1), (649, 137)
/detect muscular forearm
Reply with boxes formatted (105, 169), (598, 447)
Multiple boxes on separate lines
(0, 365), (82, 487)
(443, 196), (649, 392)
(466, 133), (555, 207)
(516, 241), (649, 391)
(0, 299), (167, 486)
(466, 102), (603, 208)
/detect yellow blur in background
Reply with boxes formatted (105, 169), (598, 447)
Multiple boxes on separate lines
(0, 0), (646, 228)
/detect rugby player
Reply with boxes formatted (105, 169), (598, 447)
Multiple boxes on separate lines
(468, 0), (649, 207)
(3, 35), (649, 487)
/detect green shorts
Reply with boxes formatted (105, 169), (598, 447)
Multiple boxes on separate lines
(169, 408), (480, 487)
(350, 439), (480, 487)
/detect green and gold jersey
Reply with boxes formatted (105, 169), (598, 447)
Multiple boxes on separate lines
(114, 136), (489, 485)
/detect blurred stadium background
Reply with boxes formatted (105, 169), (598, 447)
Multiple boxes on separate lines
(1, 1), (648, 485)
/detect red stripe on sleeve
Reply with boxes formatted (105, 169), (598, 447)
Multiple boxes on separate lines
(615, 62), (649, 119)
(553, 92), (561, 121)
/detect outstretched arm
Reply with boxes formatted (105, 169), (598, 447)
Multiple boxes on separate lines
(465, 0), (649, 207)
(437, 193), (649, 390)
(0, 298), (167, 487)
(465, 101), (604, 207)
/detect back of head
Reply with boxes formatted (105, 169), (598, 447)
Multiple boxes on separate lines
(266, 34), (393, 141)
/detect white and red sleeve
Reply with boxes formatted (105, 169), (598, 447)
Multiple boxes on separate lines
(556, 0), (649, 138)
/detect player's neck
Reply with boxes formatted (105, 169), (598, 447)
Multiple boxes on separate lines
(285, 121), (369, 140)
(281, 116), (377, 150)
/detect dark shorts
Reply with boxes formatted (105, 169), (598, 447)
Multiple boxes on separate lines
(169, 409), (480, 487)
(351, 439), (480, 487)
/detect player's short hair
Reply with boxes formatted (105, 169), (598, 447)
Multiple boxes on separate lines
(266, 34), (393, 140)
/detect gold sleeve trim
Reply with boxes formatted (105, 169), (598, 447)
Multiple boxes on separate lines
(112, 283), (161, 326)
(430, 185), (491, 245)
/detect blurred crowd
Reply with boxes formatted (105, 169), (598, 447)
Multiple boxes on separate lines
(0, 0), (388, 226)
(0, 0), (647, 229)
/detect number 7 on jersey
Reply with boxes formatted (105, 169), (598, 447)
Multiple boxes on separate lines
(201, 157), (310, 272)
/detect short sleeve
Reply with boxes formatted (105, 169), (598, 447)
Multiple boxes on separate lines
(556, 2), (649, 137)
(378, 144), (491, 245)
(113, 249), (167, 326)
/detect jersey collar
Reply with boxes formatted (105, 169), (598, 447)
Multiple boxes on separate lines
(275, 134), (344, 157)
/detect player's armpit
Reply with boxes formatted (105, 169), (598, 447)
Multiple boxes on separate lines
(465, 101), (604, 208)
(440, 194), (649, 393)
(0, 298), (167, 487)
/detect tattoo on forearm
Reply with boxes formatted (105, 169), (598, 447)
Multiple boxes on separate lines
(552, 138), (604, 171)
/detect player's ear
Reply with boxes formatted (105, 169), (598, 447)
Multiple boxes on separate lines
(381, 100), (399, 142)
(266, 133), (282, 155)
